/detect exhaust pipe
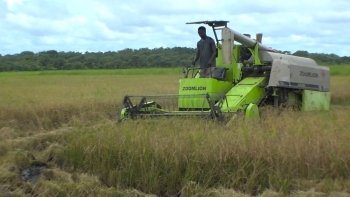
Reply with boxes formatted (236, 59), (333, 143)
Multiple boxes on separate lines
(256, 33), (262, 44)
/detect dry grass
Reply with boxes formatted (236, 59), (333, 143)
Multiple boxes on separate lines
(0, 73), (349, 196)
(329, 76), (350, 105)
(0, 75), (181, 132)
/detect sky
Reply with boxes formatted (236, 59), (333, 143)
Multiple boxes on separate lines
(1, 0), (350, 56)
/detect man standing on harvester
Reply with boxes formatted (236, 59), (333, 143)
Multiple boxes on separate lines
(192, 26), (217, 78)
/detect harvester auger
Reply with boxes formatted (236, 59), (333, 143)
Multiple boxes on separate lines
(118, 20), (331, 123)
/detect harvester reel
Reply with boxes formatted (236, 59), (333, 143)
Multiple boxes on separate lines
(118, 96), (148, 122)
(118, 95), (170, 122)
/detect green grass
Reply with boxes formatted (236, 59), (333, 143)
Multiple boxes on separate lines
(329, 65), (350, 76)
(0, 65), (349, 77)
(0, 68), (184, 77)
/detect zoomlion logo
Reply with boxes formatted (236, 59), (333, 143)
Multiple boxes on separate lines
(182, 86), (206, 91)
(300, 71), (318, 78)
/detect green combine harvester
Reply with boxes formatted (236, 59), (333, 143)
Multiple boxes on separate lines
(118, 20), (331, 122)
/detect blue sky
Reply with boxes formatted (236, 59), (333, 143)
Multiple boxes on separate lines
(1, 0), (350, 56)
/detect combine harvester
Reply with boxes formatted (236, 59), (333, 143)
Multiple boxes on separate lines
(118, 20), (331, 123)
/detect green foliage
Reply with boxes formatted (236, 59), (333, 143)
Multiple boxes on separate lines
(292, 50), (309, 57)
(1, 48), (350, 72)
(291, 50), (349, 65)
(0, 47), (196, 72)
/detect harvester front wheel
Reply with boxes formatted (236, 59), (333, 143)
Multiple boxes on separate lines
(245, 103), (260, 118)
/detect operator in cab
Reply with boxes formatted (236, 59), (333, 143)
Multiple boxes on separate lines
(191, 26), (217, 78)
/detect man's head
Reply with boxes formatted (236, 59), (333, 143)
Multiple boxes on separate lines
(198, 26), (206, 39)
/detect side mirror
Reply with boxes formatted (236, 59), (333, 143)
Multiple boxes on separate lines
(216, 48), (218, 58)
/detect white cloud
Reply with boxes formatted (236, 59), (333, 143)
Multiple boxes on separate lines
(6, 0), (22, 9)
(290, 34), (306, 42)
(40, 36), (59, 44)
(0, 0), (349, 56)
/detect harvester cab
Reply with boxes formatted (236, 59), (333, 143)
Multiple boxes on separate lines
(118, 20), (331, 123)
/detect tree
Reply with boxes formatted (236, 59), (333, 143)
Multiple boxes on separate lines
(1, 47), (348, 72)
(293, 50), (309, 57)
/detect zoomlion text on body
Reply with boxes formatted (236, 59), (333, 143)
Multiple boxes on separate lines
(300, 71), (318, 78)
(183, 86), (207, 91)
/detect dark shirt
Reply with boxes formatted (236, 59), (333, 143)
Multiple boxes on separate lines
(197, 36), (216, 68)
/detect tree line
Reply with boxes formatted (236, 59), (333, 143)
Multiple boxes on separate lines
(0, 47), (349, 72)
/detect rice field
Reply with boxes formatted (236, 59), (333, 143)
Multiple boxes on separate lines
(0, 66), (349, 197)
